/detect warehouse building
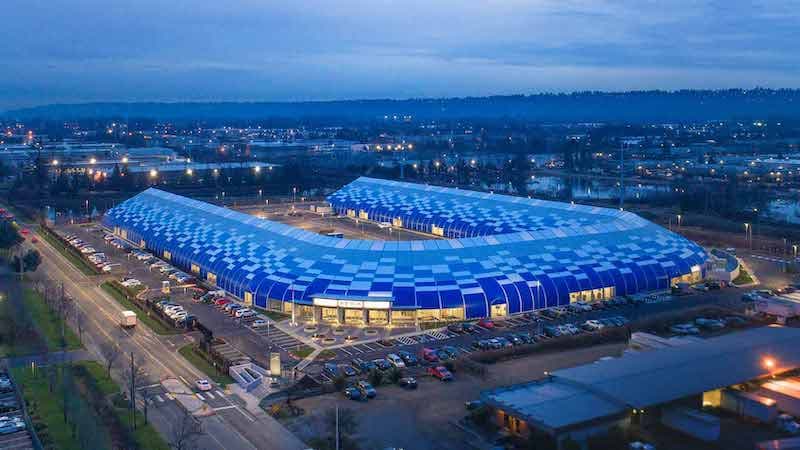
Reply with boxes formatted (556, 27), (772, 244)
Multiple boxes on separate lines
(480, 326), (800, 449)
(102, 177), (707, 324)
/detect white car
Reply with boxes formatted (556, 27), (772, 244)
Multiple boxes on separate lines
(234, 308), (252, 318)
(251, 319), (268, 328)
(80, 246), (96, 254)
(196, 379), (212, 391)
(0, 417), (25, 435)
(121, 279), (141, 287)
(386, 353), (406, 368)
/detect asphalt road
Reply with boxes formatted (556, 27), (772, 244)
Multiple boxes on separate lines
(19, 221), (307, 450)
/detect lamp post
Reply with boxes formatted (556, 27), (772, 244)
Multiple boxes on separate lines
(744, 223), (752, 250)
(676, 214), (682, 231)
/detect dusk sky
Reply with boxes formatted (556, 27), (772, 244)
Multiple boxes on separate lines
(2, 0), (798, 110)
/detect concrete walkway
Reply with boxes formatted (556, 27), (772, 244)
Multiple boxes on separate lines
(2, 349), (93, 368)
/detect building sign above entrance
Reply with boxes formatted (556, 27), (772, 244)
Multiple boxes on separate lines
(313, 297), (391, 310)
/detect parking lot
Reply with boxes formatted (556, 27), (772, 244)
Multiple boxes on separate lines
(0, 372), (35, 449)
(302, 286), (747, 381)
(52, 223), (308, 369)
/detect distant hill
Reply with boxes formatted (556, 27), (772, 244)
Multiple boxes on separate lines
(5, 89), (800, 123)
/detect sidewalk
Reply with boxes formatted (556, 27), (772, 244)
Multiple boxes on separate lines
(2, 349), (94, 368)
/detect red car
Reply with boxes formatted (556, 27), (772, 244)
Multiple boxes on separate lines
(427, 366), (453, 381)
(421, 347), (439, 363)
(31, 237), (38, 244)
(477, 318), (495, 329)
(20, 228), (29, 235)
(215, 298), (231, 307)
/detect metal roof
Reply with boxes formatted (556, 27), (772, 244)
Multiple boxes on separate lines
(481, 378), (626, 432)
(482, 326), (800, 432)
(554, 326), (800, 408)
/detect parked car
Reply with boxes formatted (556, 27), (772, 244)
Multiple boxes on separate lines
(251, 319), (268, 328)
(477, 318), (495, 329)
(427, 366), (453, 381)
(372, 358), (392, 371)
(421, 348), (439, 362)
(397, 350), (418, 366)
(398, 377), (418, 389)
(465, 400), (484, 411)
(196, 379), (212, 391)
(323, 363), (339, 378)
(356, 381), (376, 398)
(776, 414), (800, 434)
(343, 386), (362, 400)
(352, 358), (377, 373)
(386, 353), (406, 369)
(447, 323), (466, 334)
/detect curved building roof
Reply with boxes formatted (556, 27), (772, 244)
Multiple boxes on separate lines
(102, 178), (707, 319)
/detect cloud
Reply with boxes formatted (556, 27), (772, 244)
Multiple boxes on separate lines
(1, 0), (798, 109)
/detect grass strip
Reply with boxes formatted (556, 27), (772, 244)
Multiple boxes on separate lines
(101, 282), (180, 335)
(733, 267), (754, 285)
(38, 226), (98, 276)
(12, 364), (111, 450)
(23, 287), (81, 351)
(74, 361), (171, 450)
(178, 343), (235, 386)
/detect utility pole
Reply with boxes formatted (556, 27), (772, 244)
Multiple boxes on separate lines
(130, 352), (135, 429)
(335, 404), (340, 450)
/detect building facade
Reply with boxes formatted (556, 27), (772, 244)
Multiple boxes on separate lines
(102, 177), (707, 324)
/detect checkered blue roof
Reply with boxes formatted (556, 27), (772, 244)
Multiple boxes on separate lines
(102, 181), (707, 319)
(327, 177), (630, 238)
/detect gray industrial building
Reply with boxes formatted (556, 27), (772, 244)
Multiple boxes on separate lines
(481, 326), (800, 448)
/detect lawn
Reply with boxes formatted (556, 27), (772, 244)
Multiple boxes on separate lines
(178, 343), (234, 385)
(101, 282), (180, 335)
(289, 346), (315, 359)
(733, 267), (754, 285)
(23, 287), (81, 351)
(38, 226), (99, 276)
(12, 364), (112, 450)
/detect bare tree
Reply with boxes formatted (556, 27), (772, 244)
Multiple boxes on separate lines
(99, 342), (121, 378)
(170, 408), (202, 450)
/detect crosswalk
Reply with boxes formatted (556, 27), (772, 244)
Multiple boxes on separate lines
(250, 325), (305, 350)
(750, 254), (789, 264)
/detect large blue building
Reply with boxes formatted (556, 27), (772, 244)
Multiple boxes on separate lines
(102, 177), (707, 325)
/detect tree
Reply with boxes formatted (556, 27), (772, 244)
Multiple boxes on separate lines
(11, 249), (41, 273)
(169, 408), (202, 450)
(99, 342), (121, 378)
(367, 369), (383, 387)
(0, 221), (22, 250)
(386, 367), (403, 385)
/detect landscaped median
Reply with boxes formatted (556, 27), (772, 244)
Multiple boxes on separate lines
(101, 281), (180, 335)
(22, 287), (82, 351)
(37, 225), (100, 276)
(178, 343), (235, 385)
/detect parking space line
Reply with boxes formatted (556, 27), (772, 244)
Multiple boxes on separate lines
(339, 347), (353, 356)
(204, 391), (214, 399)
(216, 390), (225, 397)
(195, 393), (205, 400)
